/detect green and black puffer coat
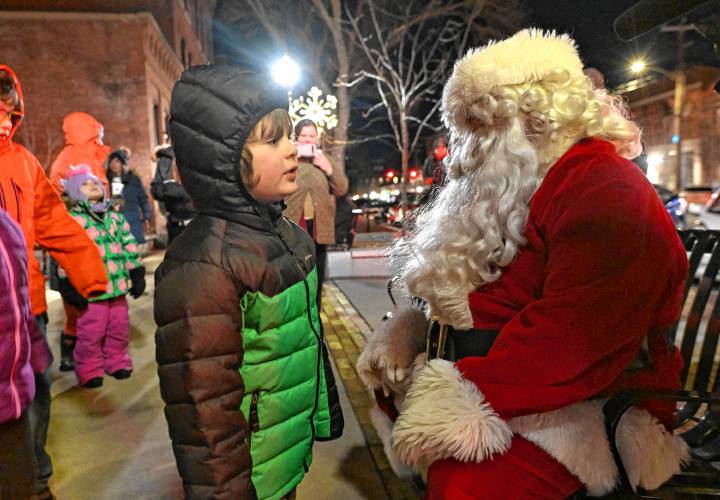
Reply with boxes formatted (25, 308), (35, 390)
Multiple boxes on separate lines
(154, 65), (343, 500)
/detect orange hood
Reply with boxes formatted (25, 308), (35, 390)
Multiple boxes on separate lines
(62, 112), (103, 146)
(0, 65), (24, 148)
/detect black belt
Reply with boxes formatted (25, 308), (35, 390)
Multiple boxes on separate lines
(426, 320), (499, 361)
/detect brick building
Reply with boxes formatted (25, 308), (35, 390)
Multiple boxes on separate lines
(0, 0), (215, 203)
(619, 66), (720, 189)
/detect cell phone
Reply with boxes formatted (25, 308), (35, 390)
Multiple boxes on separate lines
(296, 143), (316, 158)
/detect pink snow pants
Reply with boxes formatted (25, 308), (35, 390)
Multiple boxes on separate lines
(74, 296), (132, 384)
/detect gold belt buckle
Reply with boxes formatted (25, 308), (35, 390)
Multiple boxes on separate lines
(426, 319), (449, 360)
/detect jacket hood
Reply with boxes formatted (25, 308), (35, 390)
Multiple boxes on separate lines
(63, 112), (103, 146)
(168, 64), (288, 223)
(0, 65), (23, 146)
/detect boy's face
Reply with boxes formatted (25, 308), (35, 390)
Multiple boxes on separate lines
(0, 100), (16, 141)
(246, 133), (299, 203)
(79, 179), (104, 202)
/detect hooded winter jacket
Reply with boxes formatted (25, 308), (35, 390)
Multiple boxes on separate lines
(155, 65), (343, 500)
(0, 65), (108, 316)
(0, 211), (35, 424)
(49, 112), (110, 194)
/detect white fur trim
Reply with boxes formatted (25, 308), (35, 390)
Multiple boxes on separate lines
(511, 401), (689, 496)
(392, 359), (512, 467)
(369, 406), (415, 479)
(442, 29), (584, 130)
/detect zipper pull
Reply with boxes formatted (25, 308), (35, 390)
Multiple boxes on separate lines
(249, 391), (260, 432)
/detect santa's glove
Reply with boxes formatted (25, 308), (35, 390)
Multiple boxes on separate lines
(128, 267), (146, 299)
(356, 305), (428, 395)
(58, 278), (88, 309)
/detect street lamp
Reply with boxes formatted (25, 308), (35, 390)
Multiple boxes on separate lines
(629, 56), (687, 191)
(630, 59), (646, 74)
(271, 55), (300, 112)
(271, 55), (300, 89)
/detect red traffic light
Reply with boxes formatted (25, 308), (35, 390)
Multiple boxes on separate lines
(384, 168), (397, 179)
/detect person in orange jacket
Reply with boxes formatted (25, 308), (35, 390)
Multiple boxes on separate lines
(50, 111), (110, 193)
(0, 65), (108, 500)
(49, 111), (111, 372)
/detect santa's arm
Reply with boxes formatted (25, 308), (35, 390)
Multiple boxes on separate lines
(393, 158), (688, 465)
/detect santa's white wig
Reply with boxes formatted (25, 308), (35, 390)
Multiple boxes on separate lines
(393, 29), (641, 328)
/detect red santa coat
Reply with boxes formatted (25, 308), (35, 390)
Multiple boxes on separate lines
(392, 139), (689, 496)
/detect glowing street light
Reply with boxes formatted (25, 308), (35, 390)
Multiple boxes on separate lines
(271, 55), (300, 89)
(630, 59), (647, 74)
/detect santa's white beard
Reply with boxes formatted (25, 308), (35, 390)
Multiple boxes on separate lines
(392, 119), (541, 328)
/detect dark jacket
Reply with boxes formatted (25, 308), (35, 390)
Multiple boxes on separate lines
(155, 65), (343, 500)
(150, 146), (196, 222)
(108, 171), (152, 243)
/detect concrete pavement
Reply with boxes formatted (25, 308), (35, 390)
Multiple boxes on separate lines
(40, 249), (420, 499)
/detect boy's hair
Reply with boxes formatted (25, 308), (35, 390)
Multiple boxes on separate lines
(0, 70), (20, 110)
(240, 108), (293, 189)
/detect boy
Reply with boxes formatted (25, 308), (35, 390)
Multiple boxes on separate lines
(155, 65), (343, 499)
(0, 65), (108, 499)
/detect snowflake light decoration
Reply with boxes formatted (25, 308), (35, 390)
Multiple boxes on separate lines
(290, 86), (338, 137)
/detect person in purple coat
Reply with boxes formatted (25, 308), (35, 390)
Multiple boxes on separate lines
(0, 210), (42, 498)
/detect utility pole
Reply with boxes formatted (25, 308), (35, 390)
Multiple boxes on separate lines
(662, 22), (693, 191)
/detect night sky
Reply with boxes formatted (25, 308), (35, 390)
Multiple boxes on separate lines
(528, 0), (720, 87)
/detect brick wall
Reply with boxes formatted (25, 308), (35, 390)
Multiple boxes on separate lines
(1, 13), (162, 180)
(627, 66), (720, 186)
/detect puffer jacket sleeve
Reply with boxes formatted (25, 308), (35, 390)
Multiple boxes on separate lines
(154, 258), (256, 500)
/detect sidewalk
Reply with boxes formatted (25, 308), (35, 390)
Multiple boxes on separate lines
(40, 249), (420, 499)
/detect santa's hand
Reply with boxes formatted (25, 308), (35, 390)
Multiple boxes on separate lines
(356, 305), (428, 392)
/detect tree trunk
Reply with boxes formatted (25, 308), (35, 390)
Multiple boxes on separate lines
(327, 0), (349, 176)
(400, 108), (410, 207)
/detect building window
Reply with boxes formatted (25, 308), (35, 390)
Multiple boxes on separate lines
(153, 103), (162, 145)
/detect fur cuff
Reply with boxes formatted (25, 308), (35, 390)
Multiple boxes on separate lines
(356, 305), (427, 391)
(392, 359), (512, 467)
(511, 400), (689, 496)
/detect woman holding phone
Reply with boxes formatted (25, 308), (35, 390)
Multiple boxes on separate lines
(284, 119), (349, 309)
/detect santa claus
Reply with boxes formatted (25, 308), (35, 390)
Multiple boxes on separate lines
(357, 29), (689, 498)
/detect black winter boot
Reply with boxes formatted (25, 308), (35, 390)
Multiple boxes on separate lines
(59, 333), (76, 372)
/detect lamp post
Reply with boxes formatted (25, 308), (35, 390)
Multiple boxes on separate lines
(271, 54), (301, 109)
(631, 58), (686, 190)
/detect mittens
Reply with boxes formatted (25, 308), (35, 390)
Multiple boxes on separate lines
(58, 278), (88, 309)
(129, 266), (146, 299)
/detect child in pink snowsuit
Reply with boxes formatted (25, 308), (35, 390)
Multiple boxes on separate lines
(59, 166), (146, 388)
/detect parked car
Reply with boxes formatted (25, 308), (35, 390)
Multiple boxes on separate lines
(653, 184), (687, 229)
(698, 191), (720, 230)
(387, 192), (420, 225)
(680, 185), (713, 216)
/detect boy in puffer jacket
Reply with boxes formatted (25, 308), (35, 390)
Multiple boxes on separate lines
(59, 165), (146, 388)
(155, 65), (344, 500)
